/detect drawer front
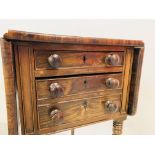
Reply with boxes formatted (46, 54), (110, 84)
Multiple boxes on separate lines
(37, 95), (122, 130)
(34, 51), (124, 77)
(36, 73), (123, 100)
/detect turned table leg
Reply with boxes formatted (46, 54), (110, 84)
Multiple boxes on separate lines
(71, 128), (74, 135)
(112, 120), (123, 135)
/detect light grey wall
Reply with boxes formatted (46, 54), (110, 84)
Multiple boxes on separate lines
(0, 19), (155, 135)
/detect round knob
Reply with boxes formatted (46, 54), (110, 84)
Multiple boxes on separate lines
(105, 54), (120, 66)
(105, 78), (119, 89)
(48, 54), (62, 68)
(105, 101), (118, 113)
(49, 83), (64, 98)
(49, 107), (63, 121)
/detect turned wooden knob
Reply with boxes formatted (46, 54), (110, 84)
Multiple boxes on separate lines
(105, 78), (119, 89)
(105, 54), (120, 65)
(49, 108), (63, 121)
(49, 83), (64, 98)
(48, 54), (62, 68)
(105, 101), (118, 113)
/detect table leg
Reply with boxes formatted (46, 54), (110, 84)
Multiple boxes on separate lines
(112, 120), (123, 135)
(71, 128), (74, 135)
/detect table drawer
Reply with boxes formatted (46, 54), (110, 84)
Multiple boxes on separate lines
(34, 51), (124, 77)
(36, 73), (123, 100)
(37, 95), (122, 131)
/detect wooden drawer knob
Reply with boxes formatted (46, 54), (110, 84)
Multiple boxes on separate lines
(49, 107), (63, 121)
(105, 101), (118, 113)
(105, 54), (120, 66)
(105, 78), (119, 89)
(49, 83), (64, 98)
(48, 54), (62, 68)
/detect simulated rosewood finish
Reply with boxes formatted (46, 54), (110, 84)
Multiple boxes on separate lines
(36, 73), (123, 100)
(37, 95), (121, 131)
(128, 48), (144, 115)
(48, 54), (62, 68)
(1, 30), (144, 135)
(4, 30), (144, 47)
(35, 51), (124, 69)
(34, 51), (124, 77)
(0, 39), (18, 135)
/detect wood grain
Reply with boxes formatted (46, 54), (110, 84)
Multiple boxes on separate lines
(37, 95), (122, 132)
(37, 89), (122, 105)
(0, 39), (18, 134)
(35, 66), (123, 77)
(127, 47), (144, 115)
(12, 41), (127, 51)
(1, 30), (144, 135)
(36, 73), (123, 100)
(34, 51), (124, 77)
(4, 30), (144, 47)
(16, 46), (36, 134)
(39, 113), (127, 135)
(35, 51), (124, 69)
(121, 48), (134, 113)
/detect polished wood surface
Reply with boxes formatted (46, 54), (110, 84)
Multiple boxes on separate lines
(1, 30), (144, 135)
(36, 73), (123, 100)
(34, 50), (124, 77)
(4, 30), (144, 46)
(15, 46), (36, 134)
(128, 47), (144, 115)
(37, 95), (121, 132)
(0, 39), (18, 135)
(35, 51), (124, 69)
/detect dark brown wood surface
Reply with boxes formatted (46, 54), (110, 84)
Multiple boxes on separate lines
(1, 30), (144, 135)
(0, 39), (18, 134)
(14, 45), (38, 134)
(17, 46), (34, 134)
(35, 66), (124, 77)
(36, 73), (123, 100)
(128, 47), (144, 115)
(35, 51), (124, 69)
(34, 50), (124, 77)
(37, 89), (122, 106)
(4, 30), (144, 47)
(39, 113), (127, 135)
(38, 95), (121, 132)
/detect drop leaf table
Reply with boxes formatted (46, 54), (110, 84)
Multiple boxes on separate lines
(0, 30), (144, 135)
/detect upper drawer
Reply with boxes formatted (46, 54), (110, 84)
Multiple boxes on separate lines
(34, 50), (124, 77)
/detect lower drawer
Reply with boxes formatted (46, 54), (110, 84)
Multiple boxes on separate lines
(37, 94), (122, 133)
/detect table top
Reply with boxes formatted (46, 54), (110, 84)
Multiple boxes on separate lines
(4, 30), (144, 47)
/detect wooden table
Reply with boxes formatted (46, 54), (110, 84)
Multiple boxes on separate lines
(1, 30), (144, 135)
